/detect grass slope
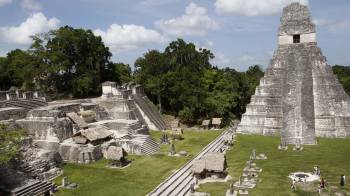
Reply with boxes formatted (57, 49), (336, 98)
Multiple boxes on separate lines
(54, 130), (222, 196)
(197, 135), (350, 196)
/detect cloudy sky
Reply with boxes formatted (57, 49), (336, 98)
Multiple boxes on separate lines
(0, 0), (350, 71)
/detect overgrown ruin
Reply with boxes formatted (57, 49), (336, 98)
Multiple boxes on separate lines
(0, 82), (166, 195)
(237, 3), (350, 145)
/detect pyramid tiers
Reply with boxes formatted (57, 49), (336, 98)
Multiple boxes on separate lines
(237, 3), (350, 145)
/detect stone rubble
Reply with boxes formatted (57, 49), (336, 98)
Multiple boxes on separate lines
(0, 83), (166, 194)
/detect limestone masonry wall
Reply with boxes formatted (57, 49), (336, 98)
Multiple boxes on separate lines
(237, 3), (350, 144)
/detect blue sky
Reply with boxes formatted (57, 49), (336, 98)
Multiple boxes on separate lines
(0, 0), (350, 71)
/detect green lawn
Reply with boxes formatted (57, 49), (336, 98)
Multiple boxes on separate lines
(197, 135), (350, 196)
(54, 130), (222, 196)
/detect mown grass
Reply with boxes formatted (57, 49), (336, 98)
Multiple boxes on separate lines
(53, 130), (222, 196)
(197, 134), (350, 196)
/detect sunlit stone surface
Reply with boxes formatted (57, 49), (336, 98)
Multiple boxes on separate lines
(237, 3), (350, 145)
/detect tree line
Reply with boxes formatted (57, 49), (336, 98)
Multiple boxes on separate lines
(0, 26), (132, 98)
(332, 65), (350, 95)
(1, 26), (349, 125)
(0, 26), (264, 125)
(134, 39), (264, 125)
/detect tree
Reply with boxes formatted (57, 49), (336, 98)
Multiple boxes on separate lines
(135, 50), (169, 113)
(103, 63), (132, 84)
(134, 40), (265, 125)
(333, 65), (350, 95)
(30, 26), (112, 98)
(0, 57), (10, 90)
(203, 68), (241, 123)
(0, 49), (39, 91)
(135, 39), (215, 124)
(0, 26), (133, 98)
(0, 124), (24, 165)
(237, 65), (264, 117)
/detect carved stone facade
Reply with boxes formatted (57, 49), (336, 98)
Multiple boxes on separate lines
(237, 3), (350, 144)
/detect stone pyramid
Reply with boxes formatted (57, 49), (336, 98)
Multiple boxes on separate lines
(237, 3), (350, 145)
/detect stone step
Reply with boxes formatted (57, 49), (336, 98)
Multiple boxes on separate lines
(174, 174), (193, 196)
(133, 95), (166, 130)
(155, 167), (193, 196)
(165, 171), (193, 196)
(142, 148), (158, 155)
(134, 97), (159, 125)
(148, 130), (228, 196)
(142, 142), (159, 149)
(14, 180), (52, 196)
(144, 97), (167, 128)
(19, 160), (51, 180)
(141, 140), (159, 148)
(177, 185), (190, 196)
(142, 141), (158, 149)
(21, 182), (51, 196)
(142, 145), (158, 151)
(20, 165), (35, 173)
(4, 99), (47, 110)
(11, 181), (41, 195)
(140, 136), (160, 155)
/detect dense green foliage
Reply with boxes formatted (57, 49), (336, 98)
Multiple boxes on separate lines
(54, 130), (222, 196)
(0, 30), (263, 124)
(135, 39), (263, 125)
(0, 124), (24, 165)
(3, 25), (350, 126)
(333, 65), (350, 95)
(198, 135), (350, 195)
(0, 26), (131, 98)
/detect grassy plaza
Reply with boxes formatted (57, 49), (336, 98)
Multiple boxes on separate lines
(197, 134), (350, 196)
(54, 130), (222, 196)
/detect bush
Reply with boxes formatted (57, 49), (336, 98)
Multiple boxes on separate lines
(178, 107), (194, 124)
(0, 124), (24, 165)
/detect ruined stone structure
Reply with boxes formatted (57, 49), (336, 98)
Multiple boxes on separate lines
(237, 3), (350, 145)
(0, 88), (47, 109)
(0, 88), (47, 121)
(0, 83), (164, 194)
(11, 83), (163, 164)
(101, 82), (167, 131)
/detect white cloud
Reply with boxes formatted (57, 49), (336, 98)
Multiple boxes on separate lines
(211, 52), (232, 68)
(0, 12), (60, 45)
(329, 21), (350, 32)
(0, 49), (6, 57)
(215, 0), (308, 16)
(21, 0), (42, 13)
(155, 2), (218, 36)
(313, 18), (350, 32)
(241, 55), (256, 63)
(212, 53), (256, 68)
(313, 19), (331, 26)
(0, 0), (12, 6)
(94, 24), (166, 52)
(195, 39), (214, 51)
(211, 52), (272, 71)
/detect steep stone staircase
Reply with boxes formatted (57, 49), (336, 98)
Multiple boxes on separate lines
(139, 135), (160, 155)
(17, 159), (61, 181)
(2, 99), (47, 110)
(129, 122), (149, 135)
(10, 180), (53, 196)
(132, 94), (167, 130)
